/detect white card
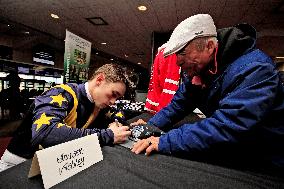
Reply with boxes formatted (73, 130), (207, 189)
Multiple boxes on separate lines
(28, 134), (103, 189)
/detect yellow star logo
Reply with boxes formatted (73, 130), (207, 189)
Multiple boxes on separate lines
(57, 123), (71, 128)
(57, 123), (65, 128)
(105, 110), (114, 118)
(50, 94), (67, 107)
(34, 113), (54, 131)
(115, 112), (124, 118)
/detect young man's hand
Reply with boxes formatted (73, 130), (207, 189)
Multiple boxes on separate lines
(108, 122), (131, 144)
(108, 121), (123, 128)
(131, 136), (159, 155)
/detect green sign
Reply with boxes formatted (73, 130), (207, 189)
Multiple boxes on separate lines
(64, 30), (91, 83)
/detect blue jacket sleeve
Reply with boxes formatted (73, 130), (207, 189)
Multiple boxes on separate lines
(148, 77), (198, 130)
(31, 87), (114, 148)
(157, 60), (280, 155)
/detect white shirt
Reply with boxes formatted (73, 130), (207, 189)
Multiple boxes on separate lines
(85, 82), (94, 103)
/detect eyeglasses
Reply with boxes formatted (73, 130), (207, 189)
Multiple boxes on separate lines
(177, 49), (186, 56)
(176, 43), (188, 56)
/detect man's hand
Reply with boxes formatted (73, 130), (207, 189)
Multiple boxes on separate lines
(131, 136), (159, 156)
(108, 121), (122, 128)
(130, 119), (147, 127)
(108, 122), (131, 144)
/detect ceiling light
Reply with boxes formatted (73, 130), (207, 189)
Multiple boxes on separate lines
(124, 54), (129, 58)
(138, 5), (147, 11)
(101, 42), (107, 45)
(275, 56), (284, 59)
(137, 62), (142, 65)
(24, 31), (30, 34)
(110, 58), (114, 61)
(7, 24), (10, 27)
(96, 52), (99, 55)
(51, 13), (59, 19)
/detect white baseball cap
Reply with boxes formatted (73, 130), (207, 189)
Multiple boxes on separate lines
(164, 14), (217, 57)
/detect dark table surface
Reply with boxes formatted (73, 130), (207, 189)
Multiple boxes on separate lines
(1, 145), (284, 189)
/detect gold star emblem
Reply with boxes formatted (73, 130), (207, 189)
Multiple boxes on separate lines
(57, 123), (71, 128)
(34, 113), (54, 131)
(115, 112), (124, 118)
(57, 123), (65, 128)
(105, 110), (114, 118)
(50, 94), (67, 107)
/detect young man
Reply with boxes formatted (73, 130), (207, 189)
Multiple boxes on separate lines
(0, 64), (131, 172)
(132, 14), (284, 171)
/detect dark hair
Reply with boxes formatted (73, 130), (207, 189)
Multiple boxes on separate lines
(90, 64), (135, 94)
(90, 64), (126, 83)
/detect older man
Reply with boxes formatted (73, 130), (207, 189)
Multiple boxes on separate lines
(132, 14), (284, 171)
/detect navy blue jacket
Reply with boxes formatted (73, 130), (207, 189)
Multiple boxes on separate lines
(148, 24), (284, 168)
(31, 83), (114, 148)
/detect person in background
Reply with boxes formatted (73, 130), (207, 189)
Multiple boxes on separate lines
(0, 64), (131, 172)
(131, 14), (284, 173)
(145, 45), (180, 114)
(0, 72), (24, 120)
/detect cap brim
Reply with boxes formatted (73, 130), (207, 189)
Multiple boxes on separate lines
(163, 42), (188, 57)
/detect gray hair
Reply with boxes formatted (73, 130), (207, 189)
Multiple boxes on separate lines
(192, 36), (218, 51)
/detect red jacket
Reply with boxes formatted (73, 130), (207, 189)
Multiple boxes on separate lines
(145, 49), (180, 113)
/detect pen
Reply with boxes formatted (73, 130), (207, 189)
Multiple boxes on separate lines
(115, 119), (119, 127)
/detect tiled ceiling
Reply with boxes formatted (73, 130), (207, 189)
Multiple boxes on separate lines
(0, 0), (284, 68)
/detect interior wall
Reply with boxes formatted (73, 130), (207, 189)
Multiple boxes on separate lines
(0, 35), (64, 69)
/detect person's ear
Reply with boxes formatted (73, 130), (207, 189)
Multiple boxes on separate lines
(206, 40), (215, 55)
(95, 73), (105, 86)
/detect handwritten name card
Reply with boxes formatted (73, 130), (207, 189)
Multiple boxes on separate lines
(28, 134), (103, 189)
